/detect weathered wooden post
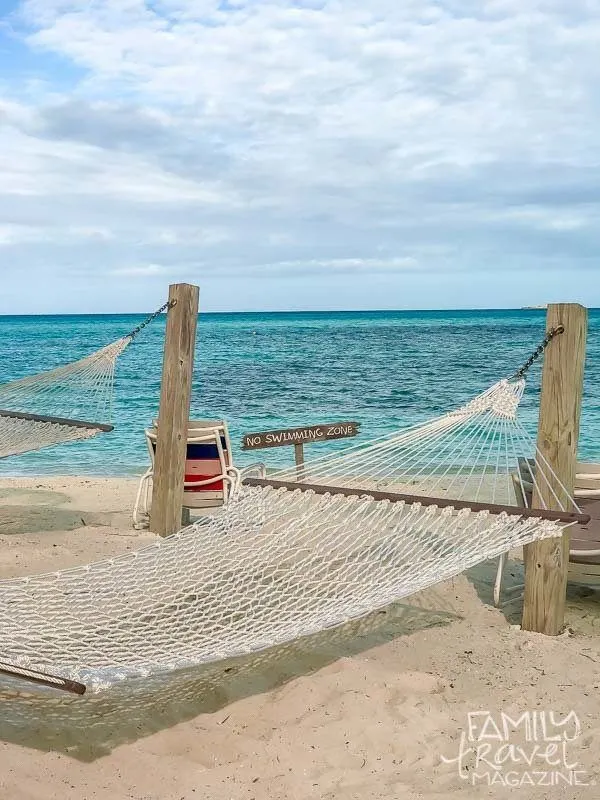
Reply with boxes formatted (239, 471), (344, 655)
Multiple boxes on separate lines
(150, 283), (199, 537)
(294, 443), (305, 480)
(522, 303), (588, 635)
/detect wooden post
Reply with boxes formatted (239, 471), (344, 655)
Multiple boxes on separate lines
(522, 303), (588, 635)
(150, 283), (199, 536)
(294, 443), (305, 480)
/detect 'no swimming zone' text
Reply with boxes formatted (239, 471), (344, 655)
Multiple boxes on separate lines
(242, 423), (360, 450)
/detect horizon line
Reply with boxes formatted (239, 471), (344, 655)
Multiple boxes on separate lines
(1, 306), (595, 318)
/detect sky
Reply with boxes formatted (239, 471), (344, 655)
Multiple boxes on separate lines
(0, 0), (599, 314)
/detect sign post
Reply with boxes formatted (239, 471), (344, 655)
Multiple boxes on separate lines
(294, 443), (305, 479)
(242, 421), (360, 478)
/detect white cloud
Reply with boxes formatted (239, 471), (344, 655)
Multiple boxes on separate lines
(243, 256), (420, 276)
(487, 206), (595, 232)
(0, 0), (598, 311)
(0, 223), (115, 245)
(109, 263), (169, 277)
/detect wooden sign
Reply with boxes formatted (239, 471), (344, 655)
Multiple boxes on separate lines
(242, 422), (360, 451)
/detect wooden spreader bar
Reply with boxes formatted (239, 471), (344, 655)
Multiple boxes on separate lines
(0, 660), (86, 695)
(0, 409), (113, 433)
(243, 477), (591, 526)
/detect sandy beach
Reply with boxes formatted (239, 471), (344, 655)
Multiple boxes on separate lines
(0, 476), (599, 799)
(3, 0), (600, 794)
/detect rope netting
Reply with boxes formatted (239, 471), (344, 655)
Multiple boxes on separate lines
(0, 412), (113, 462)
(269, 379), (577, 515)
(0, 379), (573, 694)
(0, 320), (582, 696)
(0, 485), (562, 693)
(0, 339), (129, 459)
(0, 301), (171, 460)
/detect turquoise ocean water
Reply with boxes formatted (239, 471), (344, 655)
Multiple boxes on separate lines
(0, 309), (599, 476)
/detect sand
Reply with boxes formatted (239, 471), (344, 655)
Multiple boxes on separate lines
(0, 476), (599, 800)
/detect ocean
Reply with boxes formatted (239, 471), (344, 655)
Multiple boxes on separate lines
(1, 309), (599, 476)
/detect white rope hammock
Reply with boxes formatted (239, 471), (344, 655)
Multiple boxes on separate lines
(0, 302), (170, 460)
(0, 377), (584, 695)
(0, 339), (130, 459)
(266, 380), (574, 511)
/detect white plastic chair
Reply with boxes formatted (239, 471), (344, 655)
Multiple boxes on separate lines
(133, 420), (242, 528)
(493, 461), (600, 606)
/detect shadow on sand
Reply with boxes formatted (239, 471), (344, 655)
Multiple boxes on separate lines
(466, 555), (600, 626)
(0, 599), (460, 762)
(465, 556), (526, 625)
(0, 486), (128, 535)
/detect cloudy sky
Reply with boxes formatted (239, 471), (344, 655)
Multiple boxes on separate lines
(0, 0), (598, 313)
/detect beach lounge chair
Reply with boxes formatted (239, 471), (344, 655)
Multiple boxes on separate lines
(493, 460), (600, 606)
(133, 420), (242, 528)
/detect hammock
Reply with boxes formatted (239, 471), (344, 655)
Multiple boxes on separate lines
(0, 339), (129, 459)
(0, 376), (586, 695)
(0, 304), (169, 460)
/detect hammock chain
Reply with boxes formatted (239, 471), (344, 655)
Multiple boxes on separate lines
(510, 325), (565, 381)
(127, 300), (176, 341)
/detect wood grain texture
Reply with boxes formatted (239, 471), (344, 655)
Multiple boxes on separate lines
(294, 442), (305, 480)
(150, 284), (199, 537)
(0, 660), (86, 695)
(242, 422), (360, 450)
(0, 409), (113, 432)
(243, 477), (589, 524)
(522, 303), (588, 635)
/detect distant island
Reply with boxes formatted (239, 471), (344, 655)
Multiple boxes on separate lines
(521, 305), (548, 310)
